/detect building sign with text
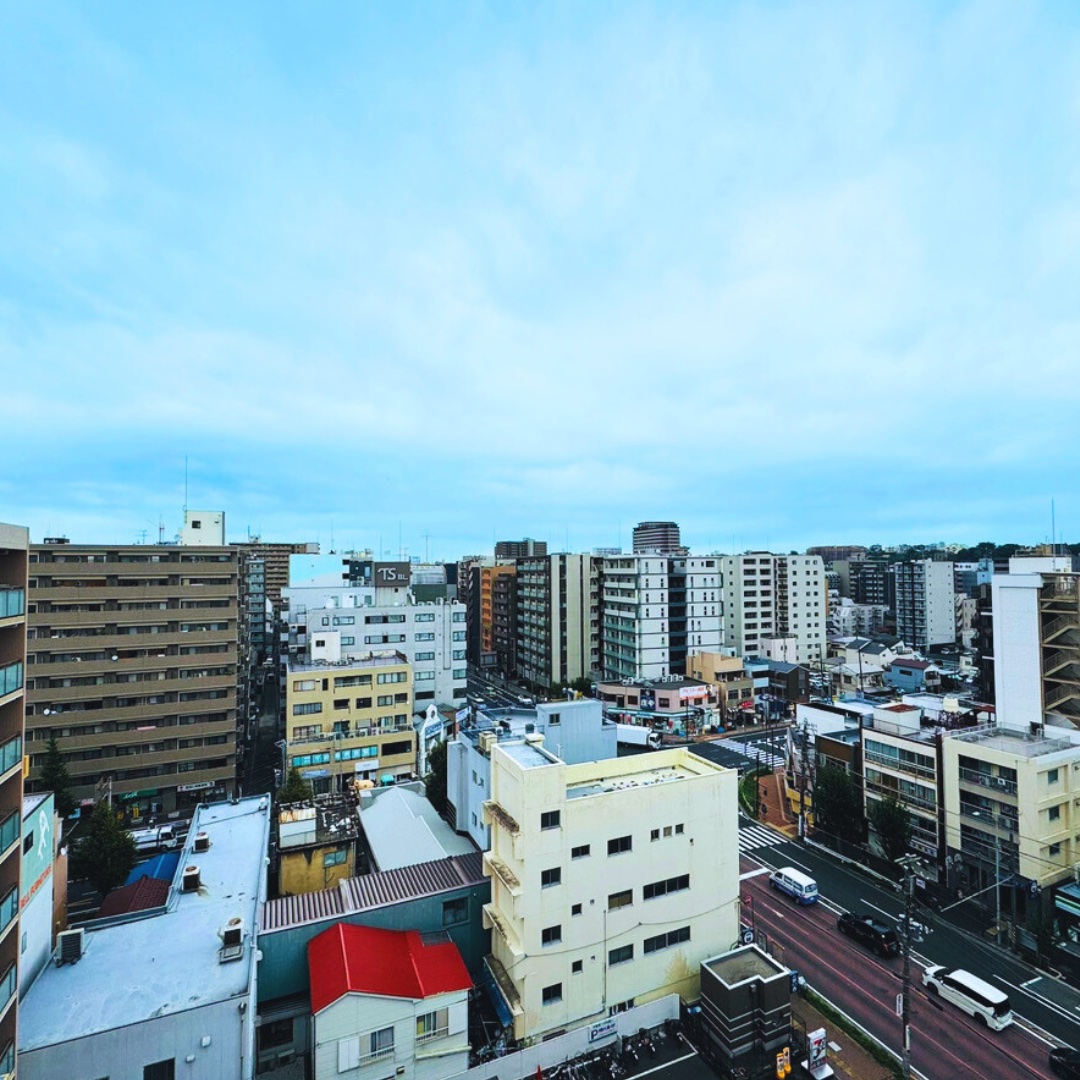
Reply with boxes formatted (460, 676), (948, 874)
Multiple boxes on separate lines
(374, 562), (411, 587)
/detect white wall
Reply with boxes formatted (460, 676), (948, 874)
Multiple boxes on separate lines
(992, 574), (1044, 730)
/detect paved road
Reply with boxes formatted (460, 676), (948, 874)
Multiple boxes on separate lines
(742, 868), (1058, 1079)
(738, 821), (1080, 1060)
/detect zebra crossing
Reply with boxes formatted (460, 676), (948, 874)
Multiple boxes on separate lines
(727, 738), (786, 771)
(738, 823), (786, 853)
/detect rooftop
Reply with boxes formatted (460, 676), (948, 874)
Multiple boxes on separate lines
(279, 794), (359, 849)
(359, 784), (476, 871)
(565, 753), (713, 800)
(288, 652), (407, 674)
(500, 740), (558, 769)
(704, 945), (788, 986)
(948, 724), (1076, 759)
(309, 924), (472, 1013)
(19, 796), (271, 1052)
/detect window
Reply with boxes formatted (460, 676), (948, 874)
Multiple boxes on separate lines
(541, 867), (562, 888)
(415, 651), (436, 661)
(675, 823), (684, 834)
(258, 1017), (293, 1051)
(1050, 843), (1062, 857)
(143, 1061), (175, 1080)
(442, 898), (468, 926)
(416, 1008), (449, 1042)
(1048, 768), (1060, 784)
(541, 810), (561, 831)
(365, 1026), (394, 1061)
(416, 612), (436, 622)
(643, 874), (690, 900)
(452, 611), (466, 622)
(415, 632), (435, 642)
(323, 849), (348, 867)
(609, 944), (634, 965)
(572, 903), (582, 916)
(643, 926), (690, 954)
(542, 983), (562, 1005)
(452, 631), (466, 641)
(572, 959), (583, 974)
(292, 702), (322, 716)
(572, 844), (590, 859)
(23, 831), (33, 854)
(608, 835), (632, 856)
(608, 889), (632, 911)
(292, 679), (317, 692)
(549, 712), (561, 725)
(1050, 805), (1061, 822)
(650, 829), (659, 842)
(542, 924), (562, 946)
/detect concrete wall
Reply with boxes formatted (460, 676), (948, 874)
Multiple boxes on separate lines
(992, 574), (1043, 730)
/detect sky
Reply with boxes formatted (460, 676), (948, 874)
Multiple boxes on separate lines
(2, 2), (1080, 560)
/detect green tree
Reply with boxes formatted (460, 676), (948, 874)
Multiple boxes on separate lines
(425, 740), (448, 817)
(868, 797), (913, 865)
(812, 765), (863, 844)
(39, 735), (77, 818)
(277, 766), (313, 804)
(71, 801), (136, 896)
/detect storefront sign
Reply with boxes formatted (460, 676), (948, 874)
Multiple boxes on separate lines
(679, 685), (709, 702)
(178, 781), (214, 793)
(589, 1018), (619, 1044)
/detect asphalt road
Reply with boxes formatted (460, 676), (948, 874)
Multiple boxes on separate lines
(739, 819), (1080, 1075)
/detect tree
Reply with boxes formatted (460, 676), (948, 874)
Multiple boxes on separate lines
(39, 735), (77, 818)
(868, 797), (913, 865)
(70, 801), (136, 896)
(277, 766), (313, 805)
(425, 740), (448, 818)
(812, 765), (863, 845)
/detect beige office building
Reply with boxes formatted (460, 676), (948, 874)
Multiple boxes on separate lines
(25, 542), (240, 816)
(0, 524), (28, 1076)
(285, 654), (416, 792)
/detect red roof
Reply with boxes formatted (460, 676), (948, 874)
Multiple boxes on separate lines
(308, 924), (473, 1013)
(97, 875), (170, 918)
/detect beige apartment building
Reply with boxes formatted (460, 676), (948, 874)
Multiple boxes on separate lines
(25, 541), (240, 816)
(686, 652), (755, 721)
(482, 742), (738, 1042)
(942, 725), (1080, 908)
(285, 654), (416, 793)
(0, 524), (28, 1077)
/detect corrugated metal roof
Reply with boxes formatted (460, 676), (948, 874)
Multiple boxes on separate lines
(262, 850), (484, 933)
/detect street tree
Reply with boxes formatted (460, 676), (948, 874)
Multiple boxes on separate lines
(869, 797), (913, 865)
(277, 766), (314, 804)
(39, 735), (77, 818)
(425, 740), (448, 817)
(71, 801), (136, 896)
(812, 764), (863, 845)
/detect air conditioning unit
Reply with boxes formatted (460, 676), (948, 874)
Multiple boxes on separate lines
(222, 917), (244, 948)
(182, 865), (201, 892)
(193, 831), (211, 853)
(56, 927), (85, 965)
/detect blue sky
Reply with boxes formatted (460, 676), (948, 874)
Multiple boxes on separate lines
(3, 2), (1079, 558)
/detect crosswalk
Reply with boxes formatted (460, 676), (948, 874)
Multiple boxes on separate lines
(726, 738), (786, 771)
(738, 824), (786, 853)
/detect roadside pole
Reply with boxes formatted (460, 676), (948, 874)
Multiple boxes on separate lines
(897, 853), (920, 1080)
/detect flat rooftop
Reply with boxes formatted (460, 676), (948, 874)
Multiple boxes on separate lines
(501, 741), (557, 769)
(19, 796), (271, 1052)
(704, 946), (787, 985)
(949, 725), (1075, 758)
(289, 652), (406, 673)
(566, 761), (693, 799)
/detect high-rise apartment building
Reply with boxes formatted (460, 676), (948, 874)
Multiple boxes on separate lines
(495, 538), (547, 560)
(516, 554), (598, 691)
(0, 524), (28, 1075)
(600, 555), (722, 681)
(632, 521), (682, 554)
(722, 553), (826, 661)
(893, 559), (956, 651)
(479, 565), (517, 675)
(25, 541), (240, 816)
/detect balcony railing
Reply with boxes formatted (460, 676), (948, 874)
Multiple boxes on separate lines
(0, 886), (16, 939)
(0, 1038), (12, 1079)
(0, 962), (14, 1014)
(417, 1026), (449, 1044)
(0, 736), (20, 778)
(0, 589), (23, 620)
(0, 663), (20, 699)
(958, 767), (1017, 796)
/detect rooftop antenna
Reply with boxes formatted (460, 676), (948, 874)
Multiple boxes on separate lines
(1052, 498), (1057, 556)
(183, 455), (188, 515)
(158, 517), (165, 544)
(423, 532), (431, 562)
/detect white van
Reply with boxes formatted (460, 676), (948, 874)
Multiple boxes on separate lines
(769, 867), (818, 905)
(922, 966), (1012, 1030)
(129, 824), (178, 853)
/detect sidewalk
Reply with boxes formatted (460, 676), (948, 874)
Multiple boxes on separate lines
(791, 996), (896, 1080)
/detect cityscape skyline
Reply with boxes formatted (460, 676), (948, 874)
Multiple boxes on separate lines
(5, 3), (1080, 559)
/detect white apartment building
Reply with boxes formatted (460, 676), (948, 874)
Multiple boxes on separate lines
(284, 585), (467, 706)
(894, 559), (956, 651)
(600, 555), (722, 681)
(482, 743), (738, 1042)
(722, 553), (826, 662)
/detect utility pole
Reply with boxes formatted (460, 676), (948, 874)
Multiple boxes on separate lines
(897, 854), (920, 1080)
(797, 718), (811, 841)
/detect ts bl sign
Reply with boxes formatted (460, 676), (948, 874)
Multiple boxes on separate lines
(375, 562), (411, 585)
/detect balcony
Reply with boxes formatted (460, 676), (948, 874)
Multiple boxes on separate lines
(0, 886), (16, 940)
(0, 737), (20, 779)
(958, 766), (1017, 797)
(0, 1038), (11, 1078)
(0, 813), (16, 858)
(0, 663), (20, 700)
(0, 962), (12, 1016)
(0, 589), (23, 621)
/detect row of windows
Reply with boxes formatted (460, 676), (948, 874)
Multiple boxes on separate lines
(543, 926), (692, 1002)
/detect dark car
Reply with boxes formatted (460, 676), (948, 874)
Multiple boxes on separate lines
(837, 912), (901, 957)
(1051, 1047), (1080, 1079)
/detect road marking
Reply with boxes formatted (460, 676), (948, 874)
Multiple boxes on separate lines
(740, 867), (770, 879)
(620, 1052), (698, 1079)
(991, 974), (1080, 1038)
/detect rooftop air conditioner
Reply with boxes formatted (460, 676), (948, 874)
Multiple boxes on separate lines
(182, 865), (201, 892)
(56, 927), (85, 965)
(193, 831), (211, 853)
